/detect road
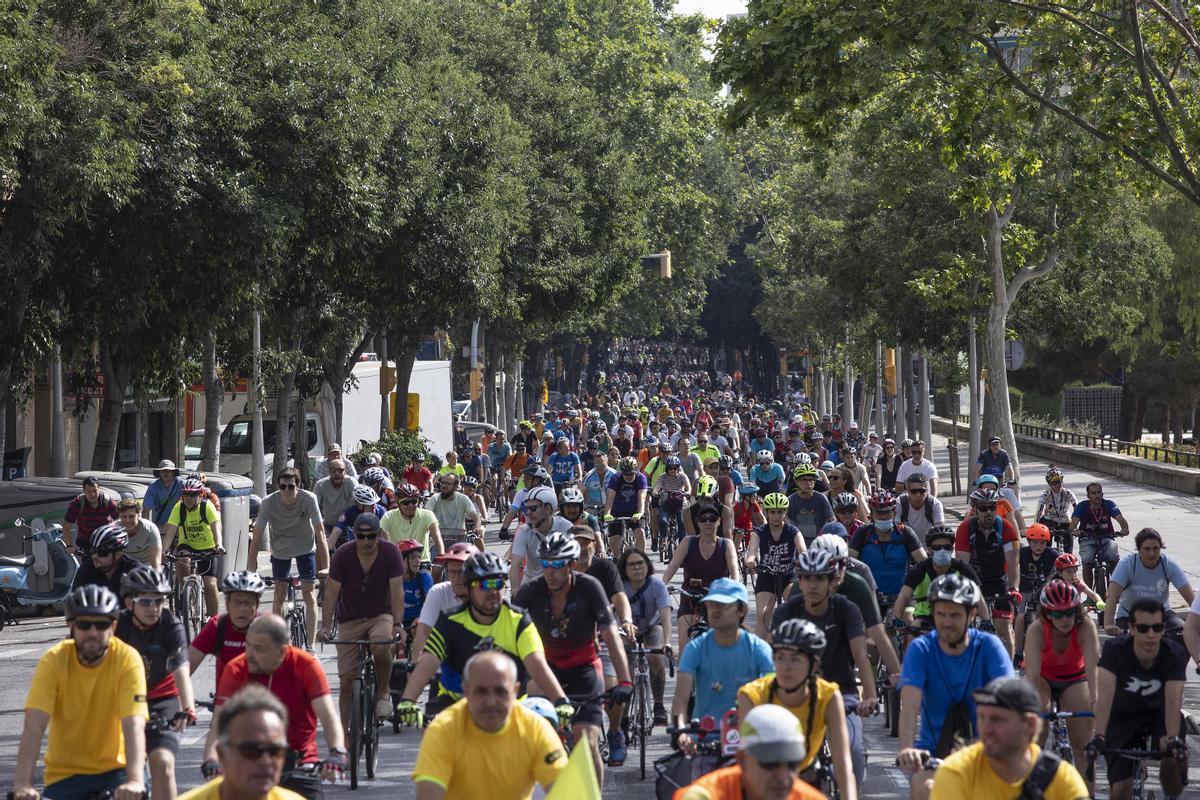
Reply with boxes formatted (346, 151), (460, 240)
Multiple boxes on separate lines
(1, 436), (1198, 799)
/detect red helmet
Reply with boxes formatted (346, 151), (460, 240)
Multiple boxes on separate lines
(1025, 523), (1052, 542)
(396, 482), (421, 501)
(397, 539), (423, 556)
(1054, 552), (1081, 570)
(867, 491), (898, 513)
(1040, 579), (1081, 612)
(435, 542), (478, 563)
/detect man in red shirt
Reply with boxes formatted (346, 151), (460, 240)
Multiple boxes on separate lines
(189, 571), (266, 687)
(63, 476), (119, 555)
(401, 454), (433, 495)
(204, 615), (346, 798)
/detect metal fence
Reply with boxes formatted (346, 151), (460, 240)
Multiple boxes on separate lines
(955, 415), (1200, 469)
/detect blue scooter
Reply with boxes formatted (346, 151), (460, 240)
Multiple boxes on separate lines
(0, 518), (79, 630)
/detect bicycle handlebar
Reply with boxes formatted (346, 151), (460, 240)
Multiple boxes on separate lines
(1043, 710), (1094, 720)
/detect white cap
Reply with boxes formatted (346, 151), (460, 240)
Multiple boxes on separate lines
(849, 421), (859, 429)
(739, 704), (806, 762)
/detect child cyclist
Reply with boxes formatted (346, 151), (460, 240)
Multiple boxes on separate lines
(733, 483), (766, 551)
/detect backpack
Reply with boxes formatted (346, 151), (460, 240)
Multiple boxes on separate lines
(1017, 750), (1065, 800)
(899, 496), (935, 525)
(208, 613), (229, 657)
(931, 638), (981, 758)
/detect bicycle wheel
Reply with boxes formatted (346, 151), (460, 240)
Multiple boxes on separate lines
(348, 678), (363, 789)
(182, 576), (204, 643)
(364, 667), (379, 779)
(887, 683), (900, 738)
(289, 609), (307, 650)
(636, 678), (650, 780)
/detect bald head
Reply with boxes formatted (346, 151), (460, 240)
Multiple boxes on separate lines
(248, 614), (289, 647)
(463, 649), (517, 687)
(462, 650), (518, 733)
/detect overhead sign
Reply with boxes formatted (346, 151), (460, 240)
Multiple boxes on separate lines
(1004, 340), (1025, 370)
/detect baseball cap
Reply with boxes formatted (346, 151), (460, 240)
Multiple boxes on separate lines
(972, 676), (1041, 714)
(353, 513), (381, 533)
(988, 436), (1002, 445)
(570, 525), (597, 541)
(702, 577), (748, 606)
(739, 704), (807, 763)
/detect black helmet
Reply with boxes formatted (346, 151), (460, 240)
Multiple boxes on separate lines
(221, 570), (268, 596)
(463, 552), (508, 583)
(771, 618), (827, 657)
(120, 566), (171, 597)
(90, 522), (129, 555)
(65, 585), (120, 620)
(925, 525), (957, 547)
(928, 573), (981, 609)
(537, 532), (581, 561)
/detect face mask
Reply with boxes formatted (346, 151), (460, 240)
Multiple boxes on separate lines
(874, 519), (894, 532)
(932, 549), (953, 568)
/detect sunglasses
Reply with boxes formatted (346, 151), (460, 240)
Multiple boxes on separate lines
(908, 488), (927, 495)
(399, 499), (418, 507)
(975, 504), (996, 512)
(929, 544), (953, 552)
(697, 515), (720, 523)
(1045, 610), (1076, 619)
(523, 503), (544, 513)
(278, 483), (297, 490)
(330, 468), (346, 474)
(355, 531), (379, 540)
(1048, 480), (1062, 485)
(74, 618), (113, 631)
(134, 597), (166, 607)
(226, 741), (289, 761)
(472, 578), (504, 591)
(540, 558), (571, 568)
(1134, 623), (1166, 633)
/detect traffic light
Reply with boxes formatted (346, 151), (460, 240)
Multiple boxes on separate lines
(884, 348), (897, 395)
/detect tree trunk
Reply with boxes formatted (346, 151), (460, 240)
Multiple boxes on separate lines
(968, 315), (982, 484)
(1172, 412), (1184, 447)
(92, 342), (130, 470)
(272, 370), (297, 485)
(200, 330), (222, 472)
(0, 278), (33, 464)
(322, 329), (373, 442)
(919, 354), (933, 446)
(905, 352), (917, 439)
(293, 394), (309, 485)
(504, 357), (518, 426)
(393, 345), (418, 432)
(894, 343), (907, 441)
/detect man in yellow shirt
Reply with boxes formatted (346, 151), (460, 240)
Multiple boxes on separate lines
(412, 650), (566, 799)
(930, 677), (1089, 800)
(179, 685), (305, 800)
(13, 585), (148, 800)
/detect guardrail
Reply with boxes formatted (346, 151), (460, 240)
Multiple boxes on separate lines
(952, 415), (1200, 469)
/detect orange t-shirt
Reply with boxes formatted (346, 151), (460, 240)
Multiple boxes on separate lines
(675, 765), (826, 800)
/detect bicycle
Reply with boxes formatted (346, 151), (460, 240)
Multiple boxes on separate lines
(735, 529), (755, 588)
(326, 636), (397, 789)
(1087, 733), (1178, 800)
(881, 618), (925, 737)
(623, 633), (675, 780)
(388, 623), (422, 734)
(609, 516), (639, 557)
(1042, 703), (1093, 766)
(164, 546), (215, 643)
(809, 739), (842, 800)
(660, 512), (681, 563)
(1081, 536), (1117, 601)
(265, 576), (309, 650)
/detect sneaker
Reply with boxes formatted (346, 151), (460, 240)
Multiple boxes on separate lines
(653, 704), (669, 726)
(607, 729), (627, 766)
(375, 698), (393, 720)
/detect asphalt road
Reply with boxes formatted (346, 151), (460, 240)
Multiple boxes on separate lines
(2, 436), (1199, 799)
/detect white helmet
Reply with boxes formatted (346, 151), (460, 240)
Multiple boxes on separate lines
(352, 485), (380, 506)
(811, 533), (849, 560)
(560, 487), (585, 506)
(756, 449), (774, 463)
(525, 485), (558, 511)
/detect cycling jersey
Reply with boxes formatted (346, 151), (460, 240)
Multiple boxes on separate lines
(1019, 546), (1061, 593)
(929, 742), (1089, 800)
(115, 608), (188, 700)
(403, 571), (434, 624)
(733, 498), (761, 530)
(191, 613), (250, 683)
(677, 764), (825, 800)
(583, 466), (617, 508)
(903, 559), (981, 619)
(402, 466), (434, 493)
(488, 442), (512, 468)
(749, 463), (786, 494)
(332, 502), (386, 544)
(1040, 620), (1085, 683)
(166, 498), (220, 551)
(954, 516), (1019, 584)
(179, 779), (304, 800)
(975, 449), (1011, 479)
(1071, 498), (1120, 538)
(739, 674), (840, 771)
(608, 472), (648, 516)
(514, 572), (613, 670)
(502, 452), (530, 481)
(1037, 487), (1078, 525)
(848, 522), (922, 596)
(72, 555), (142, 596)
(771, 594), (865, 697)
(423, 601), (543, 698)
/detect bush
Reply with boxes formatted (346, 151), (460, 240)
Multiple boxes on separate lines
(353, 428), (434, 474)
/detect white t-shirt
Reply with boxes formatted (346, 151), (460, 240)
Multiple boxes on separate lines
(512, 517), (574, 585)
(418, 581), (464, 628)
(895, 458), (939, 488)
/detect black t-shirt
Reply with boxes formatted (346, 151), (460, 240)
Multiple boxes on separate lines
(902, 558), (982, 590)
(73, 555), (143, 596)
(585, 558), (622, 599)
(115, 608), (188, 697)
(771, 593), (865, 696)
(1098, 635), (1188, 718)
(1019, 546), (1061, 592)
(514, 572), (614, 670)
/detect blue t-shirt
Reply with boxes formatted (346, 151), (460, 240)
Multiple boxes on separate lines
(679, 630), (774, 722)
(488, 442), (512, 468)
(461, 454), (484, 481)
(403, 571), (434, 624)
(976, 449), (1010, 478)
(900, 629), (1013, 750)
(144, 478), (183, 526)
(750, 463), (787, 495)
(749, 438), (775, 455)
(1071, 498), (1121, 537)
(785, 492), (835, 543)
(583, 468), (617, 507)
(548, 452), (581, 483)
(608, 472), (649, 516)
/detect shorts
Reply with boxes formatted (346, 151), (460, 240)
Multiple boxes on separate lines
(1044, 674), (1087, 698)
(44, 769), (125, 800)
(281, 752), (323, 800)
(271, 552), (317, 581)
(179, 547), (220, 579)
(598, 641), (616, 680)
(147, 695), (182, 756)
(754, 572), (791, 598)
(334, 615), (395, 677)
(558, 661), (606, 727)
(981, 581), (1013, 619)
(630, 624), (665, 650)
(1078, 536), (1119, 566)
(1104, 714), (1184, 784)
(607, 518), (644, 540)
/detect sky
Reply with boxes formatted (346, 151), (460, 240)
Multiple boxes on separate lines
(673, 0), (747, 17)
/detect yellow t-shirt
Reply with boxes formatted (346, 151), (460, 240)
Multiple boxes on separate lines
(413, 699), (567, 799)
(380, 507), (438, 559)
(737, 673), (840, 771)
(166, 499), (219, 550)
(930, 742), (1090, 800)
(179, 778), (305, 800)
(439, 463), (466, 478)
(25, 638), (148, 785)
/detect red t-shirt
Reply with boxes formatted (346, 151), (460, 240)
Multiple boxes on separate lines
(402, 467), (433, 493)
(216, 647), (330, 763)
(64, 494), (119, 547)
(191, 613), (251, 686)
(953, 516), (1020, 551)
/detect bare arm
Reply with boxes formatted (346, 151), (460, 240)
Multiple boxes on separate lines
(120, 714), (147, 788)
(415, 783), (446, 800)
(1165, 680), (1184, 739)
(1081, 617), (1100, 706)
(1092, 667), (1116, 735)
(313, 520), (329, 573)
(320, 579), (342, 631)
(725, 536), (740, 583)
(173, 665), (196, 729)
(246, 521), (265, 570)
(1114, 513), (1130, 536)
(389, 576), (407, 645)
(187, 645), (207, 674)
(410, 622), (433, 657)
(661, 536), (689, 584)
(147, 541), (162, 569)
(401, 651), (443, 702)
(868, 623), (901, 679)
(1005, 546), (1019, 587)
(212, 518), (224, 551)
(850, 636), (878, 711)
(14, 708), (49, 791)
(312, 692), (346, 751)
(1104, 581), (1124, 629)
(892, 586), (915, 621)
(599, 625), (631, 684)
(744, 531), (761, 570)
(162, 523), (178, 554)
(899, 684), (923, 750)
(428, 521), (443, 558)
(1179, 582), (1195, 608)
(1025, 619), (1044, 684)
(1185, 611), (1200, 666)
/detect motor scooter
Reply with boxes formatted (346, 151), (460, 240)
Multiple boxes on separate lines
(0, 518), (79, 630)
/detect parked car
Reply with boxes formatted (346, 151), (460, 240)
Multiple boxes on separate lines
(183, 429), (204, 471)
(457, 420), (497, 448)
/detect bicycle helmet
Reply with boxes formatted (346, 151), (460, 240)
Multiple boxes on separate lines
(811, 533), (849, 560)
(974, 474), (1000, 488)
(120, 565), (171, 597)
(1039, 579), (1081, 612)
(222, 570), (268, 595)
(182, 477), (205, 495)
(793, 549), (839, 576)
(1025, 523), (1052, 542)
(664, 455), (682, 468)
(644, 436), (660, 448)
(521, 696), (561, 730)
(362, 467), (387, 485)
(560, 487), (585, 506)
(1045, 467), (1064, 483)
(525, 465), (550, 482)
(792, 464), (817, 480)
(756, 449), (774, 463)
(537, 531), (581, 561)
(901, 439), (914, 448)
(771, 618), (827, 657)
(462, 476), (479, 488)
(718, 455), (733, 469)
(396, 482), (421, 501)
(585, 438), (599, 451)
(737, 483), (760, 496)
(762, 492), (790, 510)
(832, 492), (859, 512)
(90, 522), (129, 555)
(925, 525), (956, 547)
(463, 551), (508, 583)
(619, 456), (639, 473)
(968, 487), (999, 506)
(867, 491), (898, 513)
(927, 573), (981, 609)
(1054, 552), (1081, 570)
(65, 584), (120, 619)
(436, 541), (479, 563)
(525, 485), (558, 510)
(695, 475), (719, 499)
(794, 452), (812, 465)
(397, 539), (423, 556)
(352, 485), (380, 506)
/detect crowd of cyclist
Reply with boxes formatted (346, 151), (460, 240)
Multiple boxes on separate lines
(10, 364), (1200, 800)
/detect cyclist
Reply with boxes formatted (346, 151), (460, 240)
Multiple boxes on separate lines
(651, 455), (691, 552)
(63, 476), (119, 557)
(206, 615), (347, 798)
(117, 497), (163, 569)
(144, 461), (184, 529)
(744, 492), (805, 639)
(737, 619), (855, 798)
(785, 464), (834, 545)
(73, 522), (142, 596)
(838, 445), (872, 497)
(162, 477), (227, 619)
(379, 483), (443, 562)
(1035, 467), (1078, 554)
(1051, 552), (1105, 608)
(328, 484), (385, 551)
(891, 527), (987, 630)
(663, 502), (740, 652)
(1068, 482), (1129, 589)
(397, 552), (572, 725)
(772, 549), (877, 787)
(602, 455), (649, 555)
(409, 542), (477, 657)
(189, 570), (267, 686)
(848, 490), (927, 601)
(686, 474), (730, 536)
(976, 436), (1013, 482)
(831, 491), (864, 538)
(1103, 526), (1194, 636)
(15, 585), (146, 800)
(399, 538), (432, 633)
(954, 487), (1021, 656)
(427, 473), (484, 550)
(510, 485), (573, 587)
(1013, 522), (1061, 668)
(313, 458), (357, 543)
(558, 486), (602, 544)
(582, 449), (617, 521)
(896, 473), (944, 541)
(618, 548), (672, 725)
(733, 483), (765, 544)
(875, 438), (902, 493)
(514, 533), (633, 784)
(498, 461), (549, 536)
(401, 455), (434, 497)
(896, 574), (1013, 800)
(547, 436), (582, 496)
(317, 513), (406, 726)
(358, 466), (396, 510)
(672, 578), (774, 780)
(929, 676), (1089, 800)
(750, 449), (786, 495)
(487, 430), (512, 510)
(116, 566), (195, 800)
(247, 468), (325, 650)
(1025, 579), (1099, 772)
(1088, 598), (1188, 800)
(461, 476), (488, 523)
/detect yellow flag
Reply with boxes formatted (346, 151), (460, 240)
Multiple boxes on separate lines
(545, 739), (601, 800)
(541, 379), (550, 406)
